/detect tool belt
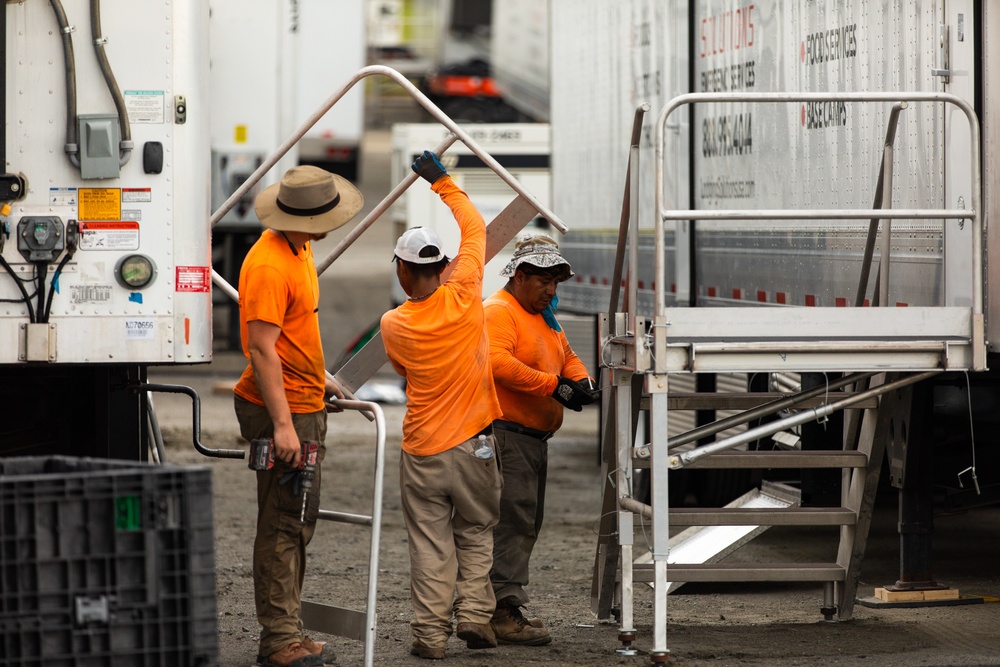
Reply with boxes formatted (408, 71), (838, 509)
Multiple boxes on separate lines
(493, 420), (554, 442)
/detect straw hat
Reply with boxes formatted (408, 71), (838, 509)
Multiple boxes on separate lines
(254, 165), (363, 233)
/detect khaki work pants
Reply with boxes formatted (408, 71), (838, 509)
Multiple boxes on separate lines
(491, 427), (548, 606)
(399, 434), (502, 647)
(234, 396), (328, 658)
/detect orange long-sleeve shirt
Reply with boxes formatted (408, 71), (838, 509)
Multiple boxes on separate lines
(483, 288), (589, 433)
(380, 176), (501, 456)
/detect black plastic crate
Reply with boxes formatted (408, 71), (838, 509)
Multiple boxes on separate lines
(0, 456), (218, 667)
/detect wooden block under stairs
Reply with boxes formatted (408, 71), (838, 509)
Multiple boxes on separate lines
(874, 587), (960, 602)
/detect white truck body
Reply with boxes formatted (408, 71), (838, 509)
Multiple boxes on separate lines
(208, 0), (299, 227)
(389, 123), (552, 303)
(542, 0), (989, 341)
(295, 0), (366, 180)
(4, 0), (212, 364)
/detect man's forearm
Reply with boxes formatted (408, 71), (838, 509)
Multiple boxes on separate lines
(249, 347), (293, 429)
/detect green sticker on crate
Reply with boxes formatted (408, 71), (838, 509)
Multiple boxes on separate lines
(116, 495), (142, 531)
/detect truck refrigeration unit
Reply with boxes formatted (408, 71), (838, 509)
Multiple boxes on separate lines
(0, 0), (229, 460)
(495, 0), (999, 656)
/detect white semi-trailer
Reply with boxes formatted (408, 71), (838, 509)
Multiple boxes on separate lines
(0, 0), (239, 460)
(496, 0), (999, 660)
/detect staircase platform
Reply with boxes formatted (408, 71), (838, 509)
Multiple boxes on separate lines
(662, 306), (977, 373)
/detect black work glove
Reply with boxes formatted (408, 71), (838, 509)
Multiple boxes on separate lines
(411, 150), (448, 184)
(575, 377), (601, 405)
(552, 376), (590, 412)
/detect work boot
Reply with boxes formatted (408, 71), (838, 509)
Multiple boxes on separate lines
(456, 621), (497, 649)
(409, 640), (446, 660)
(300, 636), (329, 658)
(490, 603), (552, 646)
(257, 641), (325, 667)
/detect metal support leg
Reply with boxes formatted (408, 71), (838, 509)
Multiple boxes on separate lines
(615, 371), (637, 655)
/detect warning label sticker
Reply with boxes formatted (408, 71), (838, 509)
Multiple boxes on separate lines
(176, 266), (211, 293)
(79, 221), (140, 251)
(79, 189), (121, 221)
(122, 188), (152, 203)
(124, 90), (165, 124)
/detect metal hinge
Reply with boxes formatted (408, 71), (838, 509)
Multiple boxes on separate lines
(931, 24), (951, 83)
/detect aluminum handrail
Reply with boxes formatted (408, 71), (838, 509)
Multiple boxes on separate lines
(653, 91), (983, 323)
(211, 65), (567, 233)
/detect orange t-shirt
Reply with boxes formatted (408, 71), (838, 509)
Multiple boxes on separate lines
(380, 177), (501, 456)
(483, 288), (590, 433)
(233, 230), (326, 413)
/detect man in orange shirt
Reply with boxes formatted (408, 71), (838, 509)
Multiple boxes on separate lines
(484, 234), (598, 646)
(233, 166), (360, 667)
(381, 151), (502, 660)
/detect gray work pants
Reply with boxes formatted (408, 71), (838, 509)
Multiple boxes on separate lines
(490, 427), (548, 606)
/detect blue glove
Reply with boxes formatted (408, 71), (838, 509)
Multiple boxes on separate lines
(411, 150), (448, 184)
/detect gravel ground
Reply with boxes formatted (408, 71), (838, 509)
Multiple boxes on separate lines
(147, 127), (1000, 667)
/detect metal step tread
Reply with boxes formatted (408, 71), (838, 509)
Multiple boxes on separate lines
(633, 561), (846, 583)
(662, 392), (878, 410)
(679, 450), (868, 469)
(670, 506), (856, 526)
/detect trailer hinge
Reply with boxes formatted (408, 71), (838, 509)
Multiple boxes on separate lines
(931, 24), (951, 83)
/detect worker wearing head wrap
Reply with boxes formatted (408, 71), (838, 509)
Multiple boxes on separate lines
(484, 233), (599, 645)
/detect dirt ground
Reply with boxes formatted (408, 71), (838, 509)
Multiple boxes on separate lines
(149, 128), (1000, 666)
(151, 361), (1000, 667)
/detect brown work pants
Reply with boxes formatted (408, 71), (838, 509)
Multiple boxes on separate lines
(399, 434), (502, 648)
(491, 427), (548, 606)
(234, 396), (327, 658)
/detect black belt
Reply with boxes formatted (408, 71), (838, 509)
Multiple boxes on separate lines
(493, 420), (554, 442)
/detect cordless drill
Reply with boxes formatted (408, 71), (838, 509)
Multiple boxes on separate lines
(248, 438), (320, 522)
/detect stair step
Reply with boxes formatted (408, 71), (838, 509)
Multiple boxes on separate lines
(670, 506), (856, 526)
(633, 562), (846, 583)
(680, 450), (868, 469)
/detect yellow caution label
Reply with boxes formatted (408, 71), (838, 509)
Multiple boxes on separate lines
(79, 188), (122, 221)
(235, 124), (248, 144)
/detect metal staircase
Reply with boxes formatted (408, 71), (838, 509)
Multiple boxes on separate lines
(591, 92), (983, 664)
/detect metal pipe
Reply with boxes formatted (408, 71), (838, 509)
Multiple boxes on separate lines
(655, 92), (982, 320)
(211, 65), (567, 232)
(662, 207), (970, 221)
(669, 371), (939, 468)
(315, 132), (460, 276)
(89, 0), (133, 165)
(856, 102), (907, 307)
(608, 103), (649, 317)
(619, 495), (653, 519)
(136, 382), (246, 459)
(326, 398), (385, 667)
(878, 144), (894, 307)
(668, 372), (874, 450)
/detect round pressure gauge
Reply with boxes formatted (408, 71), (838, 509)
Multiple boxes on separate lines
(114, 254), (157, 289)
